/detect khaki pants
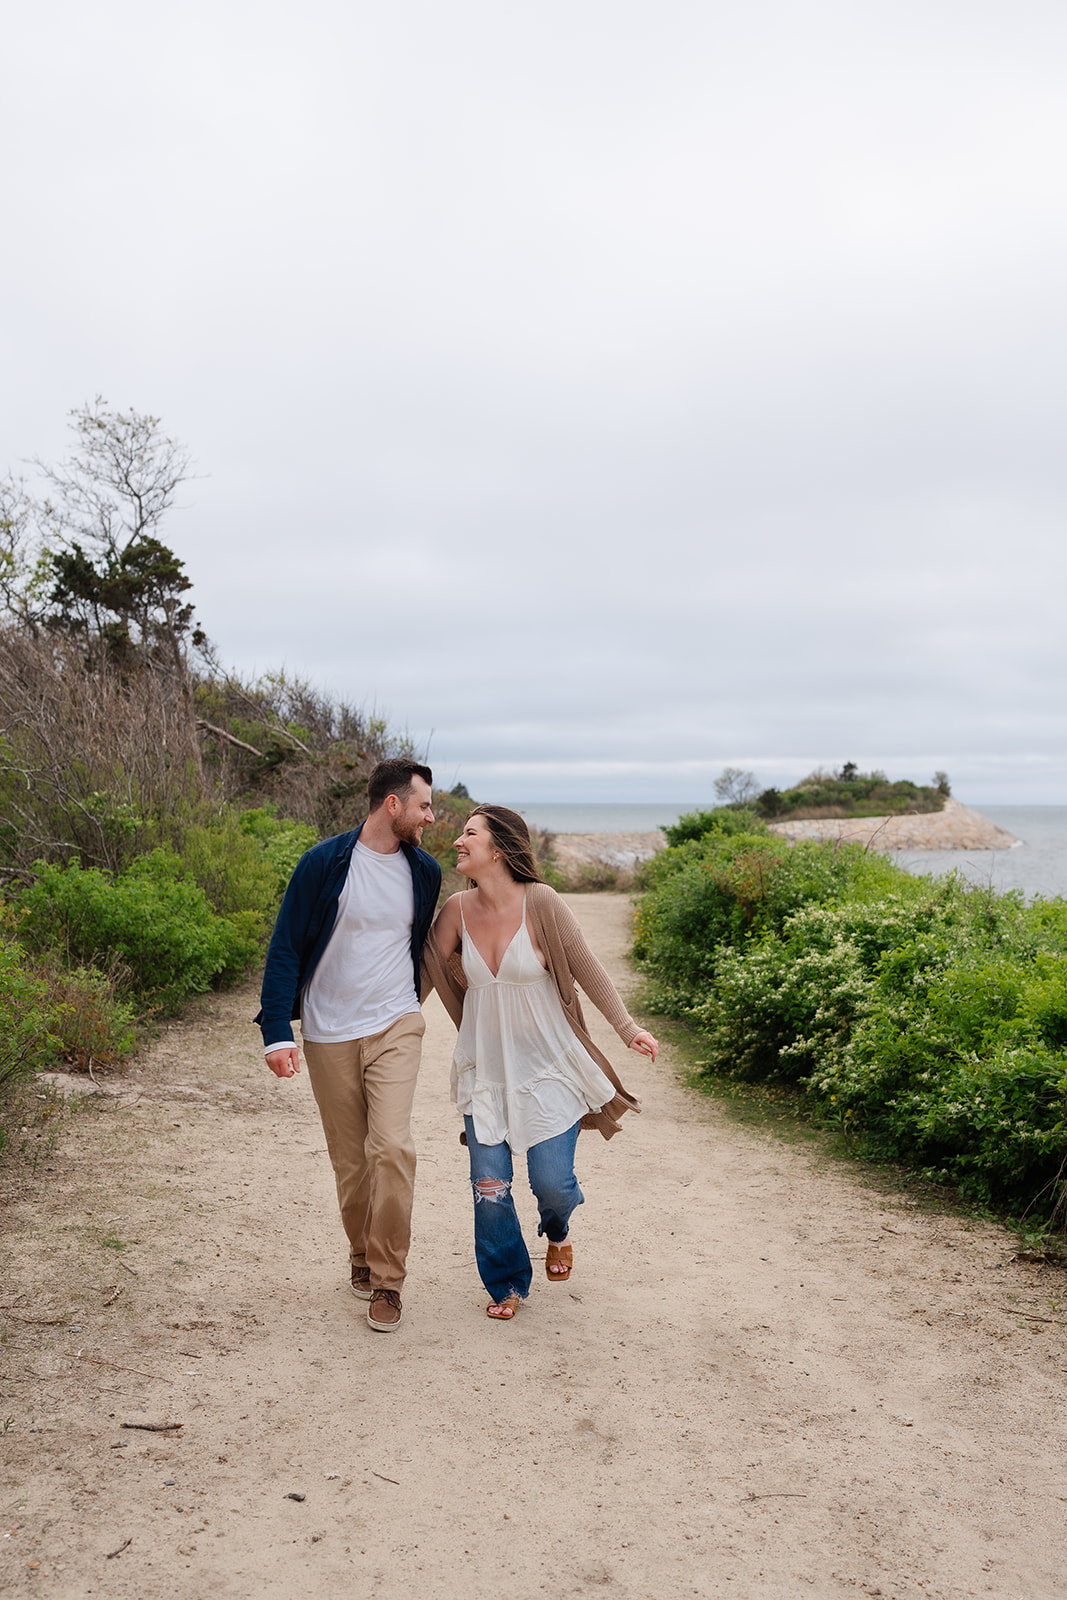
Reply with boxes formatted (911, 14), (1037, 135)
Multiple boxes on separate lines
(303, 1011), (426, 1295)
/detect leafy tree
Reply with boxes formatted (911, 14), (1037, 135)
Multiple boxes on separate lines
(3, 399), (205, 676)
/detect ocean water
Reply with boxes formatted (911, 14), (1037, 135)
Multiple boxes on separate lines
(888, 805), (1067, 903)
(514, 802), (1067, 902)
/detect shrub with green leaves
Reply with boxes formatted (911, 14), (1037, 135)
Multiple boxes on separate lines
(661, 806), (764, 848)
(41, 956), (138, 1070)
(635, 834), (1067, 1219)
(0, 937), (60, 1091)
(0, 937), (137, 1154)
(177, 807), (316, 925)
(235, 808), (318, 899)
(16, 849), (261, 1012)
(634, 833), (917, 1004)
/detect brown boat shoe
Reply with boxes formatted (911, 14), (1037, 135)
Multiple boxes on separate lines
(350, 1263), (373, 1301)
(367, 1288), (403, 1331)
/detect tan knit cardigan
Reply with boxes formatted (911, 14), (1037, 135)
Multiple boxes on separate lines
(421, 881), (642, 1141)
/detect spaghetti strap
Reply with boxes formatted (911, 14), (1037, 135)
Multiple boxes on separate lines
(459, 891), (468, 937)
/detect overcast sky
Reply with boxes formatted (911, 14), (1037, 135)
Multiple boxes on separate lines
(3, 2), (1066, 803)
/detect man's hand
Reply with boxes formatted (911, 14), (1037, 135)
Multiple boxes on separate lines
(629, 1030), (659, 1063)
(266, 1046), (302, 1079)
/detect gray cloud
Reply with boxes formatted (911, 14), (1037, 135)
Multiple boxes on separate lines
(3, 1), (1066, 803)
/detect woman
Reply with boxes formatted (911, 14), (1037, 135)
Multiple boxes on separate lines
(424, 805), (658, 1320)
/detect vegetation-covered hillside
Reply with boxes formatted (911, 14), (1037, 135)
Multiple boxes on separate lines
(711, 763), (951, 822)
(0, 402), (468, 1152)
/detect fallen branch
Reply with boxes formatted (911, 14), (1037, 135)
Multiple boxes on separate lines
(744, 1492), (808, 1501)
(195, 718), (264, 757)
(71, 1352), (172, 1383)
(371, 1471), (399, 1485)
(106, 1538), (132, 1559)
(121, 1420), (183, 1433)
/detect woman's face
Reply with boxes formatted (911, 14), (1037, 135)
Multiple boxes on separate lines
(454, 813), (498, 877)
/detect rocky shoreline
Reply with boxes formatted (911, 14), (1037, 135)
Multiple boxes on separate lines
(548, 798), (1018, 881)
(765, 796), (1019, 851)
(548, 829), (667, 887)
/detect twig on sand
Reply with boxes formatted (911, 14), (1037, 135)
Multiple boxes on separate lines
(744, 1492), (808, 1501)
(121, 1421), (183, 1432)
(106, 1538), (132, 1559)
(371, 1471), (400, 1485)
(71, 1352), (172, 1383)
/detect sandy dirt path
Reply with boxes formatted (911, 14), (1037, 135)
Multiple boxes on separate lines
(2, 895), (1065, 1600)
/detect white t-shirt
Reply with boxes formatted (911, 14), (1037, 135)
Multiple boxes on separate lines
(299, 840), (419, 1043)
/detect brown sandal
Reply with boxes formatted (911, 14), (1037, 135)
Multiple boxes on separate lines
(545, 1242), (573, 1281)
(487, 1294), (521, 1320)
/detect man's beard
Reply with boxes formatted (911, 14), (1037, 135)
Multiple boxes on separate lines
(390, 812), (423, 846)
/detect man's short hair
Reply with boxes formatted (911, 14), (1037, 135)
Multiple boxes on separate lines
(367, 757), (433, 813)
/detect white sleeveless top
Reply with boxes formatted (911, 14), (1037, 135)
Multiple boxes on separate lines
(451, 892), (616, 1155)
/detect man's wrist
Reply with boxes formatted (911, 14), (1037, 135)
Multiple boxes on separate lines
(264, 1041), (297, 1057)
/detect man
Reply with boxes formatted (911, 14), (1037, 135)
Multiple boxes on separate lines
(257, 758), (441, 1331)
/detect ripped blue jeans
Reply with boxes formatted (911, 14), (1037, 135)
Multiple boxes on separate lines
(464, 1115), (584, 1304)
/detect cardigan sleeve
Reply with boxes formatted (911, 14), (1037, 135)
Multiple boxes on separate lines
(421, 921), (468, 1029)
(547, 892), (641, 1047)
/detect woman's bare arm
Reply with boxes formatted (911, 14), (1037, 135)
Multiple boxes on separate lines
(429, 893), (463, 960)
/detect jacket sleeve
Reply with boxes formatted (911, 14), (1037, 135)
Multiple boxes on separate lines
(257, 849), (322, 1048)
(548, 893), (641, 1047)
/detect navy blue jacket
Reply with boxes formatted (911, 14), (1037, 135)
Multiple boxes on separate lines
(256, 824), (442, 1049)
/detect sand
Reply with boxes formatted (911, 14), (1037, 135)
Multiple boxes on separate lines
(2, 895), (1064, 1599)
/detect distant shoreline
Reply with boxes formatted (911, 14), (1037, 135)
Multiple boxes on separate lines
(547, 799), (1020, 884)
(765, 797), (1020, 852)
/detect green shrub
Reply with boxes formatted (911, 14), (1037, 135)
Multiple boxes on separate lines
(634, 833), (1067, 1220)
(0, 938), (138, 1156)
(17, 849), (260, 1012)
(40, 956), (138, 1069)
(0, 937), (60, 1091)
(179, 816), (279, 921)
(662, 806), (763, 847)
(237, 809), (318, 897)
(634, 834), (914, 1003)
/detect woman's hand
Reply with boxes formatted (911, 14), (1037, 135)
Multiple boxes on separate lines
(628, 1030), (659, 1063)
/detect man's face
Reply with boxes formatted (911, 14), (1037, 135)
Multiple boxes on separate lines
(389, 776), (435, 845)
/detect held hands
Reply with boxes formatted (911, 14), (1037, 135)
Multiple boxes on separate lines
(266, 1046), (302, 1079)
(628, 1029), (659, 1063)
